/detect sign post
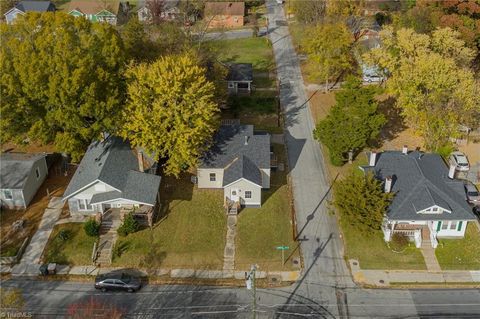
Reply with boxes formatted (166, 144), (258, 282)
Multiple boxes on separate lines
(276, 245), (289, 267)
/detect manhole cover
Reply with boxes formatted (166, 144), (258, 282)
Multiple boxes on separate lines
(353, 261), (358, 266)
(379, 280), (385, 284)
(271, 277), (278, 282)
(293, 259), (299, 265)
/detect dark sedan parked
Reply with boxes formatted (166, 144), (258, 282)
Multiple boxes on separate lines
(95, 273), (141, 293)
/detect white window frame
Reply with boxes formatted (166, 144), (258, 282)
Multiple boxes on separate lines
(441, 221), (449, 230)
(210, 173), (216, 182)
(245, 191), (252, 199)
(3, 189), (13, 200)
(450, 221), (457, 230)
(78, 199), (93, 211)
(35, 167), (40, 179)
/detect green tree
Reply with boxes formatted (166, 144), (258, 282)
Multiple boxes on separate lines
(313, 77), (385, 166)
(303, 22), (355, 86)
(364, 27), (479, 150)
(333, 171), (393, 231)
(121, 17), (157, 62)
(292, 0), (326, 24)
(121, 53), (219, 176)
(0, 13), (126, 162)
(0, 0), (17, 17)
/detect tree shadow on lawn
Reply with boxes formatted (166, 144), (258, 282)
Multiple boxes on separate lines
(370, 96), (407, 149)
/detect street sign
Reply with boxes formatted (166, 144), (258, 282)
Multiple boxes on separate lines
(276, 246), (289, 250)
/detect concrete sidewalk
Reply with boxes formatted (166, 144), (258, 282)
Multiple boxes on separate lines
(349, 259), (480, 287)
(11, 197), (64, 276)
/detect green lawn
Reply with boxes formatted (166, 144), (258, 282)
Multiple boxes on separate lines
(236, 144), (300, 271)
(435, 223), (480, 270)
(112, 174), (227, 269)
(340, 220), (426, 270)
(42, 223), (97, 266)
(210, 37), (275, 74)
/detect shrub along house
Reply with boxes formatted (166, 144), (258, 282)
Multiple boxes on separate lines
(226, 63), (253, 95)
(204, 1), (245, 29)
(361, 147), (476, 248)
(4, 1), (56, 24)
(197, 124), (271, 214)
(68, 0), (124, 25)
(0, 153), (48, 209)
(62, 136), (161, 219)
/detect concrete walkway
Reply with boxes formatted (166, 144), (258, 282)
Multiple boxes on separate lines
(349, 259), (480, 287)
(420, 241), (442, 272)
(223, 215), (237, 271)
(12, 197), (64, 276)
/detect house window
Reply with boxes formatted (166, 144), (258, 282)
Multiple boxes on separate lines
(432, 207), (438, 212)
(35, 167), (40, 179)
(78, 199), (93, 211)
(245, 191), (252, 199)
(210, 173), (216, 182)
(450, 221), (457, 230)
(3, 190), (13, 200)
(441, 221), (448, 230)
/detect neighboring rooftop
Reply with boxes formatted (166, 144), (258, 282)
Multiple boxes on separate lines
(226, 63), (253, 82)
(11, 1), (56, 13)
(204, 1), (245, 16)
(68, 0), (119, 15)
(367, 151), (474, 221)
(63, 136), (160, 206)
(0, 153), (46, 189)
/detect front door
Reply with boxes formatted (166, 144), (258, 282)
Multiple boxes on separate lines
(230, 189), (239, 202)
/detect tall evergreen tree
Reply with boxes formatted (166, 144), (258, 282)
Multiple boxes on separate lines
(313, 76), (386, 166)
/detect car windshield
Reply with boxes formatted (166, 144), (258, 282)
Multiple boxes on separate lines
(468, 191), (479, 197)
(458, 162), (469, 166)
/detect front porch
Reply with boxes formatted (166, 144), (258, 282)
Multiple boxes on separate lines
(382, 221), (439, 249)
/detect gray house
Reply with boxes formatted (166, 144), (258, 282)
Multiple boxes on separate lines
(4, 1), (56, 24)
(63, 136), (161, 216)
(0, 153), (48, 209)
(361, 148), (476, 248)
(227, 63), (253, 95)
(197, 124), (271, 213)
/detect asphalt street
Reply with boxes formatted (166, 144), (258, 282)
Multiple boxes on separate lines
(1, 2), (479, 318)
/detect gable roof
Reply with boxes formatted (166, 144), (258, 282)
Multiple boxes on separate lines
(63, 136), (161, 206)
(139, 0), (179, 12)
(205, 2), (245, 16)
(226, 63), (253, 82)
(371, 151), (474, 221)
(223, 155), (262, 187)
(0, 153), (46, 189)
(68, 0), (119, 15)
(13, 1), (55, 13)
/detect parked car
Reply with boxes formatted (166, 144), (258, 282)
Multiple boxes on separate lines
(95, 272), (141, 293)
(449, 151), (470, 171)
(362, 74), (383, 83)
(465, 182), (480, 205)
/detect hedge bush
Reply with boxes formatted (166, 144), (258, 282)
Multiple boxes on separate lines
(84, 219), (100, 237)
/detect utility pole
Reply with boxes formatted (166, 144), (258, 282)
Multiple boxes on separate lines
(245, 265), (257, 319)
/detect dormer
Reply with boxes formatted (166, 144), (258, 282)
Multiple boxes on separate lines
(417, 205), (451, 215)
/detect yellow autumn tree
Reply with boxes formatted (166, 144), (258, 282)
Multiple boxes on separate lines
(121, 53), (219, 177)
(364, 27), (479, 150)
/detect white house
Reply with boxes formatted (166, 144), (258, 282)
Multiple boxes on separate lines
(197, 124), (271, 213)
(4, 1), (56, 24)
(361, 148), (476, 248)
(137, 0), (180, 23)
(62, 136), (161, 216)
(0, 153), (48, 209)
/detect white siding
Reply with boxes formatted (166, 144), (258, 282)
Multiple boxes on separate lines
(224, 179), (262, 207)
(261, 168), (270, 189)
(0, 189), (25, 209)
(435, 220), (468, 238)
(72, 181), (118, 200)
(197, 168), (224, 189)
(22, 157), (48, 207)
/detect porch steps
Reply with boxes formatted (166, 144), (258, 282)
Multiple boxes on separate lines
(94, 212), (121, 267)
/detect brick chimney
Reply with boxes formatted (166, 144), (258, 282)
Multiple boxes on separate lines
(369, 151), (377, 167)
(384, 176), (392, 193)
(402, 145), (408, 155)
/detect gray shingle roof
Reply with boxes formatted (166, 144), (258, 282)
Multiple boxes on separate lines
(0, 153), (46, 189)
(223, 155), (262, 187)
(63, 136), (161, 206)
(227, 63), (253, 82)
(371, 151), (474, 221)
(15, 1), (56, 12)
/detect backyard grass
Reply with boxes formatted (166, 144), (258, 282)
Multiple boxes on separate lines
(112, 174), (227, 269)
(42, 223), (97, 266)
(223, 91), (282, 134)
(236, 144), (300, 271)
(0, 164), (73, 257)
(435, 223), (480, 270)
(340, 219), (426, 270)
